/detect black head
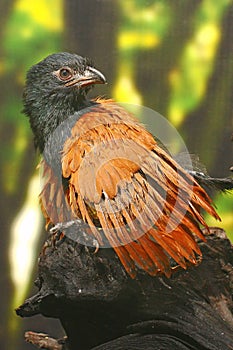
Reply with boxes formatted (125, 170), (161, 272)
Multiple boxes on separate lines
(23, 52), (106, 152)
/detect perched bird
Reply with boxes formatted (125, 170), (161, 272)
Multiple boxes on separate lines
(23, 52), (223, 278)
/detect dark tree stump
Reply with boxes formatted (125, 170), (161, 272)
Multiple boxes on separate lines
(16, 228), (233, 350)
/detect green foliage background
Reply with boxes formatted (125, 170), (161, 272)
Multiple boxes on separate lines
(0, 1), (232, 349)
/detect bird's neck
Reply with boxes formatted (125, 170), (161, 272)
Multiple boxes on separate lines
(25, 92), (92, 153)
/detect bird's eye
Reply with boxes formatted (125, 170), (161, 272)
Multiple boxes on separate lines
(58, 67), (73, 81)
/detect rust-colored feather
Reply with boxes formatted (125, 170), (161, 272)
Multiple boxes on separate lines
(40, 100), (221, 278)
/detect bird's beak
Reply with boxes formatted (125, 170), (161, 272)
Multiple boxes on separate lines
(65, 66), (106, 88)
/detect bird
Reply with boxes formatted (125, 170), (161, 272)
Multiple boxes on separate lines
(23, 52), (224, 279)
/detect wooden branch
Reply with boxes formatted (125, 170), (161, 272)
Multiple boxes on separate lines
(17, 228), (233, 350)
(25, 331), (67, 350)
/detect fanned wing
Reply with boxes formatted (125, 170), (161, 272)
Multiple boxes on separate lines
(43, 100), (221, 278)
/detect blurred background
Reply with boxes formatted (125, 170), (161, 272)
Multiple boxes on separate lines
(0, 0), (232, 348)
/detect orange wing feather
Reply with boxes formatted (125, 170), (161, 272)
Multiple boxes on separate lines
(40, 100), (220, 278)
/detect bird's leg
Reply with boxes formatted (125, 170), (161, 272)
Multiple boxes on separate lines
(49, 219), (100, 252)
(50, 219), (83, 234)
(49, 219), (84, 246)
